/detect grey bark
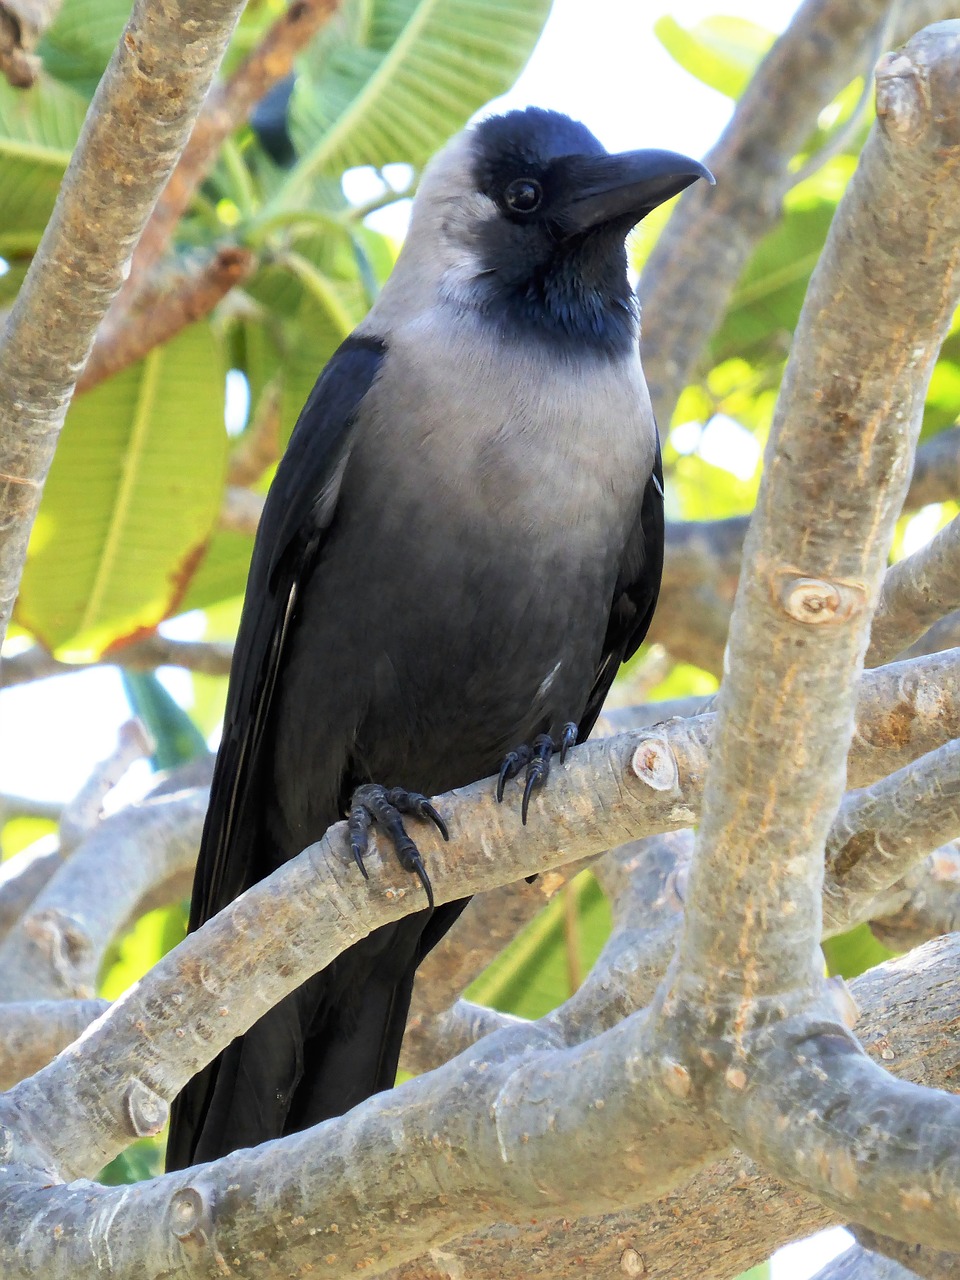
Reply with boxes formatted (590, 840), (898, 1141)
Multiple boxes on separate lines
(0, 0), (248, 650)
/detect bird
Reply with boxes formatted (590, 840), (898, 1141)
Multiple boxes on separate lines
(165, 106), (713, 1171)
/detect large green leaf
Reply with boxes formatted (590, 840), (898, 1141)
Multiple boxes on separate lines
(467, 873), (612, 1019)
(17, 326), (228, 658)
(276, 0), (551, 210)
(37, 0), (131, 95)
(0, 72), (87, 256)
(654, 15), (773, 99)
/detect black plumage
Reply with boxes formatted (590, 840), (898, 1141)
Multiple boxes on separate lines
(166, 107), (710, 1170)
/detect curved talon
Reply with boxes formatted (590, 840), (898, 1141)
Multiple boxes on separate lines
(420, 801), (450, 842)
(496, 751), (522, 803)
(559, 722), (578, 764)
(351, 843), (371, 879)
(521, 767), (542, 824)
(346, 784), (441, 906)
(407, 854), (435, 910)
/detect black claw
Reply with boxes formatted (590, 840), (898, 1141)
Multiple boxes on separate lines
(409, 855), (435, 910)
(520, 768), (540, 824)
(559, 722), (578, 765)
(420, 801), (449, 842)
(352, 843), (371, 879)
(496, 749), (523, 802)
(346, 784), (440, 907)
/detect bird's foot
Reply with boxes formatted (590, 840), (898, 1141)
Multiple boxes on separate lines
(496, 722), (578, 824)
(347, 784), (448, 909)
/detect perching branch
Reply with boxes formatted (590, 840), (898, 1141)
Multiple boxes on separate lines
(0, 0), (248, 651)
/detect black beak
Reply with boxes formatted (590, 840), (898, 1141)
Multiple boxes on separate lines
(559, 149), (714, 236)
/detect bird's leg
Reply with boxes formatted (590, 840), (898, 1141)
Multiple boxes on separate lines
(496, 721), (578, 824)
(347, 784), (448, 909)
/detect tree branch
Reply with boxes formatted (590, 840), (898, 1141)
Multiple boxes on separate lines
(0, 0), (248, 651)
(670, 20), (960, 1012)
(76, 246), (256, 395)
(0, 635), (234, 688)
(0, 0), (62, 88)
(119, 0), (341, 288)
(0, 789), (206, 1000)
(867, 514), (960, 665)
(637, 0), (958, 425)
(823, 741), (960, 934)
(0, 998), (108, 1089)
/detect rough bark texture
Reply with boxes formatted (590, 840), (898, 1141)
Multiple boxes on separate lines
(637, 0), (960, 427)
(0, 0), (247, 650)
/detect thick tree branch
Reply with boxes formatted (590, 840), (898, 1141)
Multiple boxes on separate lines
(671, 21), (960, 1012)
(0, 998), (108, 1089)
(0, 0), (248, 651)
(120, 0), (341, 288)
(391, 935), (960, 1280)
(638, 0), (958, 426)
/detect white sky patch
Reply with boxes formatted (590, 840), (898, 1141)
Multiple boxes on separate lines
(699, 414), (762, 481)
(671, 415), (761, 482)
(772, 1227), (853, 1279)
(225, 368), (251, 436)
(900, 502), (944, 559)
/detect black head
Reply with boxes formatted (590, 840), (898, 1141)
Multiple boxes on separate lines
(465, 107), (713, 357)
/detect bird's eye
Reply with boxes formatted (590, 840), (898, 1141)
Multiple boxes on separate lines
(504, 178), (543, 214)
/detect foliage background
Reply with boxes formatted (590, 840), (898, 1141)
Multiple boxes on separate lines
(3, 2), (952, 1274)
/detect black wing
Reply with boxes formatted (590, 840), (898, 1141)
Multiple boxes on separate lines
(188, 332), (386, 926)
(578, 429), (664, 740)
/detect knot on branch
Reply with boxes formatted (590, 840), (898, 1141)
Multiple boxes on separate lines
(875, 51), (928, 144)
(122, 1078), (168, 1137)
(169, 1185), (212, 1244)
(877, 22), (960, 151)
(776, 574), (866, 627)
(22, 908), (93, 995)
(630, 736), (679, 792)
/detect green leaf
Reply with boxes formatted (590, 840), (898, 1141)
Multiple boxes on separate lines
(1, 818), (57, 860)
(0, 72), (87, 255)
(17, 326), (228, 658)
(710, 169), (850, 370)
(121, 671), (208, 770)
(177, 534), (253, 616)
(822, 923), (895, 979)
(99, 901), (187, 999)
(467, 873), (612, 1020)
(654, 15), (773, 99)
(38, 0), (131, 95)
(276, 0), (551, 211)
(98, 1136), (165, 1186)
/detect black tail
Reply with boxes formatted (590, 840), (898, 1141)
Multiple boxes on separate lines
(166, 902), (468, 1170)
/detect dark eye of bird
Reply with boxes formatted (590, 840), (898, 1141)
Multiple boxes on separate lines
(504, 177), (543, 213)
